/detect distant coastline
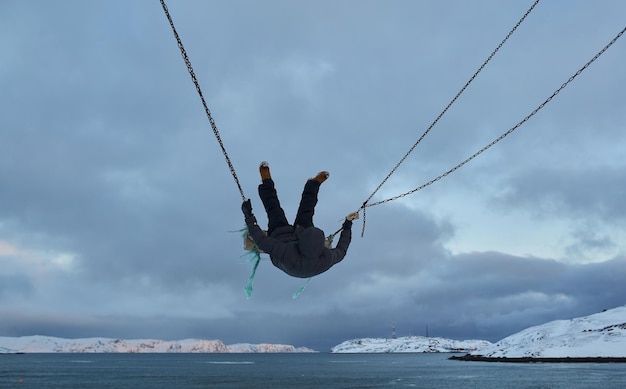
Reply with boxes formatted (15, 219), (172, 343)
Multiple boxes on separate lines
(0, 336), (316, 354)
(450, 355), (626, 363)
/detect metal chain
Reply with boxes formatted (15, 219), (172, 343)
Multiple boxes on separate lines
(160, 0), (247, 201)
(365, 25), (626, 210)
(360, 0), (541, 211)
(358, 0), (541, 237)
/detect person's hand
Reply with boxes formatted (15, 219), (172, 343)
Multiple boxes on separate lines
(242, 199), (253, 217)
(242, 199), (256, 225)
(346, 212), (359, 221)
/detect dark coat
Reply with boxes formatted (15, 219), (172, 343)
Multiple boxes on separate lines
(248, 220), (352, 278)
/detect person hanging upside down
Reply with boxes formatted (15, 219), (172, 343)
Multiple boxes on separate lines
(242, 161), (358, 278)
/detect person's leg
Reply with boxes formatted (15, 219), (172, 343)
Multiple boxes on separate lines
(294, 171), (327, 228)
(258, 178), (289, 235)
(294, 180), (319, 228)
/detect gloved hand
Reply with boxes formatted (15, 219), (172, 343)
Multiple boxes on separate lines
(342, 211), (358, 229)
(346, 212), (359, 221)
(242, 199), (257, 226)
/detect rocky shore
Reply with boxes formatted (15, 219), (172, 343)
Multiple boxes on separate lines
(449, 354), (626, 363)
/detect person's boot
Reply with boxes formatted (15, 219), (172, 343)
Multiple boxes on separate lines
(311, 171), (329, 184)
(259, 161), (271, 180)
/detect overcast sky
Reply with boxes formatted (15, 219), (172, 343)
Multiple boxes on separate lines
(1, 0), (625, 351)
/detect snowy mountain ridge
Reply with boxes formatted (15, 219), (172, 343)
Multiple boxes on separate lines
(331, 336), (491, 353)
(469, 305), (626, 359)
(0, 336), (315, 353)
(6, 306), (625, 357)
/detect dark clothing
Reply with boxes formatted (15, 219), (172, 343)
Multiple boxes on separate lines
(247, 178), (352, 278)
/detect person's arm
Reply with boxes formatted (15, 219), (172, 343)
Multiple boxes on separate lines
(242, 199), (278, 253)
(247, 223), (280, 253)
(331, 219), (352, 264)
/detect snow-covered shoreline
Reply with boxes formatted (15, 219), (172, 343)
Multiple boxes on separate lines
(332, 305), (626, 361)
(0, 336), (315, 354)
(4, 306), (625, 360)
(457, 305), (626, 362)
(330, 336), (491, 354)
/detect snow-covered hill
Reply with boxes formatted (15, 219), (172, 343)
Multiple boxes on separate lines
(331, 336), (491, 353)
(0, 336), (315, 353)
(468, 305), (626, 359)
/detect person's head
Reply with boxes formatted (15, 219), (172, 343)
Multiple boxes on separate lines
(298, 227), (325, 258)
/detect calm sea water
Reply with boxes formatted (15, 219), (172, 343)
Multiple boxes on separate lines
(1, 353), (625, 388)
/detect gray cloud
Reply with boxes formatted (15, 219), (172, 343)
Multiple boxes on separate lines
(495, 164), (625, 215)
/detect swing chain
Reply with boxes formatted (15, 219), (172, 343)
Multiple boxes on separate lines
(365, 25), (626, 209)
(361, 0), (541, 209)
(160, 0), (246, 201)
